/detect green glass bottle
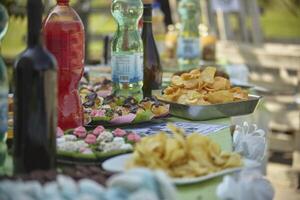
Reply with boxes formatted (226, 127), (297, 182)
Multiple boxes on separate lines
(142, 3), (162, 97)
(0, 3), (8, 167)
(111, 0), (144, 100)
(177, 0), (200, 70)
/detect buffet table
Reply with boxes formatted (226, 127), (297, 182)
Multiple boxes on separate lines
(0, 66), (270, 199)
(1, 117), (236, 200)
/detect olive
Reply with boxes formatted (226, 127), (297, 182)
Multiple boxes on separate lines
(83, 100), (95, 108)
(124, 97), (138, 105)
(85, 92), (97, 101)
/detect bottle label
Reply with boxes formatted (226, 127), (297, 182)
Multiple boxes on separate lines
(112, 53), (143, 83)
(177, 37), (200, 59)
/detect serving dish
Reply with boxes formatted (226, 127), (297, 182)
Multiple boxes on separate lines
(102, 154), (260, 185)
(157, 94), (261, 121)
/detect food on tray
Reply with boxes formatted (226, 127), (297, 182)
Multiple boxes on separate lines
(56, 126), (141, 156)
(81, 95), (169, 125)
(161, 66), (248, 105)
(127, 124), (243, 178)
(79, 78), (113, 98)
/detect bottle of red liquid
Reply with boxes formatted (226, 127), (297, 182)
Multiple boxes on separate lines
(43, 0), (85, 130)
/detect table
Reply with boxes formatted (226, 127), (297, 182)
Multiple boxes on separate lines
(0, 117), (233, 200)
(169, 118), (233, 200)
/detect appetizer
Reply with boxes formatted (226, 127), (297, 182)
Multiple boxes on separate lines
(81, 94), (170, 126)
(57, 126), (140, 156)
(127, 124), (243, 178)
(161, 66), (248, 105)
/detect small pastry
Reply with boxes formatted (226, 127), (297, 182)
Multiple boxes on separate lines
(97, 131), (113, 142)
(93, 126), (105, 136)
(63, 135), (77, 141)
(57, 127), (64, 138)
(113, 128), (127, 137)
(127, 133), (141, 142)
(151, 104), (170, 117)
(91, 109), (106, 118)
(85, 134), (97, 145)
(74, 126), (87, 138)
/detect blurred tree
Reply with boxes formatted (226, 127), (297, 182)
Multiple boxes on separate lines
(1, 0), (25, 17)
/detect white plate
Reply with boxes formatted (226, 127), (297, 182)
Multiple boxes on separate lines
(102, 153), (260, 185)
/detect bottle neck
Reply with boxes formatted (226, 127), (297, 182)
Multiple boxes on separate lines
(142, 4), (153, 31)
(27, 0), (43, 47)
(57, 0), (69, 6)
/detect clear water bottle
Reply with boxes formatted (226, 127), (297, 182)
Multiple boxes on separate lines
(111, 0), (144, 101)
(177, 0), (200, 70)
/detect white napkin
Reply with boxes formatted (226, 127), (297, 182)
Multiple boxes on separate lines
(233, 122), (267, 162)
(216, 169), (274, 200)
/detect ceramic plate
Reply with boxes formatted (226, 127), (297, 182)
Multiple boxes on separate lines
(102, 154), (260, 185)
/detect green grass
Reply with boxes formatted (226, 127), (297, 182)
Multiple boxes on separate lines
(88, 14), (116, 59)
(261, 9), (300, 39)
(2, 16), (26, 58)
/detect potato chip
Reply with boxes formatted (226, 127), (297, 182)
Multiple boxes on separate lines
(190, 69), (201, 75)
(171, 75), (184, 87)
(177, 94), (189, 105)
(181, 73), (193, 80)
(186, 90), (202, 99)
(162, 67), (249, 105)
(127, 124), (243, 178)
(164, 86), (176, 95)
(211, 76), (231, 90)
(200, 66), (216, 84)
(206, 90), (234, 104)
(183, 79), (199, 89)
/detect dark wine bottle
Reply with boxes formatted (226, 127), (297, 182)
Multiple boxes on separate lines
(142, 3), (163, 97)
(13, 0), (57, 174)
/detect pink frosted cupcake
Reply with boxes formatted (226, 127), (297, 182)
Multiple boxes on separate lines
(57, 127), (64, 138)
(113, 128), (127, 137)
(91, 109), (106, 118)
(85, 134), (97, 144)
(127, 133), (141, 142)
(93, 125), (105, 136)
(74, 126), (87, 138)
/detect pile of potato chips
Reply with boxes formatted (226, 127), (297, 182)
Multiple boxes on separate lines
(162, 67), (248, 105)
(127, 124), (243, 178)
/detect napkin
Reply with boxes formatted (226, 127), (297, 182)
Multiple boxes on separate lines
(233, 122), (267, 162)
(0, 169), (176, 200)
(216, 169), (274, 200)
(107, 168), (177, 200)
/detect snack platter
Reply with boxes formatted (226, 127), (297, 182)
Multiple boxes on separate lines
(158, 94), (261, 121)
(80, 89), (170, 127)
(56, 126), (141, 164)
(102, 123), (260, 185)
(102, 154), (260, 185)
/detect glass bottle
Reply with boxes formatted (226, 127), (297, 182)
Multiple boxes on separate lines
(0, 3), (8, 144)
(200, 24), (217, 62)
(142, 3), (162, 97)
(43, 0), (85, 130)
(177, 0), (200, 70)
(111, 0), (144, 101)
(0, 3), (8, 167)
(13, 0), (57, 174)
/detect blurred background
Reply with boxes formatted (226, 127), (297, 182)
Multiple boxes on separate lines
(0, 0), (300, 199)
(1, 0), (300, 62)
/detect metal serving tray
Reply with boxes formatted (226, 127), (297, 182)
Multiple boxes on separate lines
(158, 95), (262, 121)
